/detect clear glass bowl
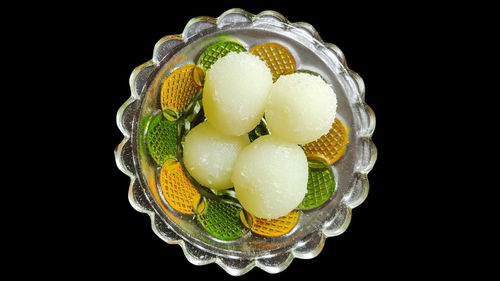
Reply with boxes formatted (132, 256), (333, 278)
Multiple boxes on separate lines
(115, 8), (376, 275)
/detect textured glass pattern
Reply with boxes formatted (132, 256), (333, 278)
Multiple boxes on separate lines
(250, 42), (296, 82)
(160, 64), (203, 113)
(302, 118), (349, 165)
(249, 210), (300, 237)
(146, 113), (178, 165)
(196, 198), (249, 241)
(298, 163), (336, 210)
(159, 161), (200, 214)
(197, 41), (246, 71)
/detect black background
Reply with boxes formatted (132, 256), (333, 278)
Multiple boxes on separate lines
(17, 2), (476, 279)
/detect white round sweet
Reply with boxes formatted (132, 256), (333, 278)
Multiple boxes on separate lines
(265, 72), (337, 144)
(231, 135), (308, 219)
(203, 52), (273, 136)
(183, 121), (250, 190)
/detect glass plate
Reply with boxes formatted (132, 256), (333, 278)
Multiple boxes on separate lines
(115, 8), (376, 275)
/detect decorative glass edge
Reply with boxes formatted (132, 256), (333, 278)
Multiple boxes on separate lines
(115, 8), (376, 276)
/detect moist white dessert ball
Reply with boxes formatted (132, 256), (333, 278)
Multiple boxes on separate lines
(231, 135), (308, 219)
(203, 52), (273, 136)
(265, 72), (337, 144)
(183, 121), (250, 190)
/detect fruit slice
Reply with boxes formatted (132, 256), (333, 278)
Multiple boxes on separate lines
(196, 198), (249, 241)
(298, 161), (336, 210)
(160, 64), (204, 114)
(246, 210), (300, 237)
(159, 161), (200, 214)
(249, 42), (296, 82)
(146, 113), (177, 166)
(197, 41), (246, 71)
(302, 118), (349, 165)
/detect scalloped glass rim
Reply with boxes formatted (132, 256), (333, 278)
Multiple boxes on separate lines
(115, 8), (376, 276)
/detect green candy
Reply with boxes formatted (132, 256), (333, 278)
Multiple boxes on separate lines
(146, 113), (178, 165)
(197, 41), (246, 71)
(298, 161), (336, 210)
(196, 198), (249, 241)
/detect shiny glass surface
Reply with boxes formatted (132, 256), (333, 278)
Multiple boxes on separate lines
(115, 8), (376, 275)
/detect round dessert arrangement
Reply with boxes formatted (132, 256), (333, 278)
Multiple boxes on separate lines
(144, 40), (348, 241)
(116, 9), (376, 275)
